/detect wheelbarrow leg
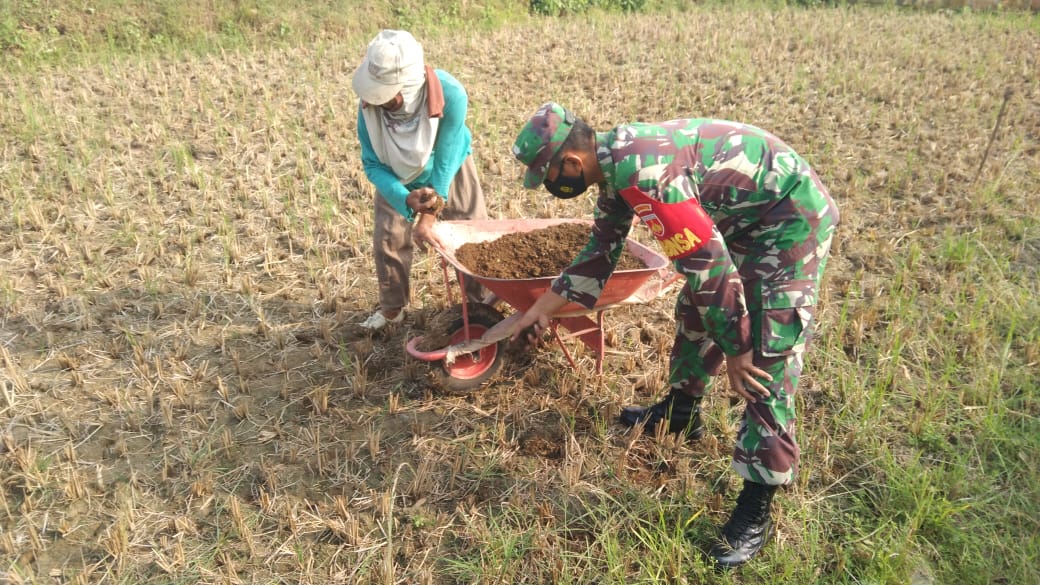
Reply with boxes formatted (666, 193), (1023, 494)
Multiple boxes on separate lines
(437, 258), (479, 344)
(553, 312), (607, 375)
(549, 323), (579, 371)
(595, 310), (604, 374)
(455, 269), (477, 343)
(439, 257), (457, 306)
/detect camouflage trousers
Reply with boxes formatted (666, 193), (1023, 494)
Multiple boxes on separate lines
(668, 211), (837, 486)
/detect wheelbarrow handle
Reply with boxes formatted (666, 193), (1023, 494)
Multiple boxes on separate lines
(621, 267), (682, 305)
(659, 267), (683, 288)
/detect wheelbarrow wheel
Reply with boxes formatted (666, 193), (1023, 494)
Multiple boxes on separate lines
(429, 302), (506, 394)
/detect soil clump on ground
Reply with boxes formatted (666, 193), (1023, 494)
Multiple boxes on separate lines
(454, 223), (646, 279)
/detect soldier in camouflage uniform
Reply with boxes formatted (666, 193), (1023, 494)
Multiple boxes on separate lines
(511, 102), (839, 568)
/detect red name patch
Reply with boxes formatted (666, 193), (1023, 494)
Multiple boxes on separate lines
(619, 187), (714, 260)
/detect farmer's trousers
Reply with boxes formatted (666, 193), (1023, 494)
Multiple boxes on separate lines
(373, 156), (488, 312)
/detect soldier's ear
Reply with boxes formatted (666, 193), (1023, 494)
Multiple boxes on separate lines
(561, 153), (584, 174)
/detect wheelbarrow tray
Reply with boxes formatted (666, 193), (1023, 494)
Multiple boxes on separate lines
(432, 218), (670, 317)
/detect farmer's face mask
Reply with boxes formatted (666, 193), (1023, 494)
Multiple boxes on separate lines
(544, 160), (588, 199)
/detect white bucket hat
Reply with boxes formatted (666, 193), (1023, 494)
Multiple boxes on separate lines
(351, 30), (425, 106)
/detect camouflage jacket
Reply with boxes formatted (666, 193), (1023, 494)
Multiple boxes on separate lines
(550, 119), (839, 356)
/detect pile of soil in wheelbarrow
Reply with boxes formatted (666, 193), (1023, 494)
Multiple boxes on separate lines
(454, 223), (645, 279)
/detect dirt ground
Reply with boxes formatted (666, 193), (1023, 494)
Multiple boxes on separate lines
(1, 5), (1038, 584)
(454, 222), (645, 279)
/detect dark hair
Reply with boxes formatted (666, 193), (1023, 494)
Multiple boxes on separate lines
(551, 118), (595, 166)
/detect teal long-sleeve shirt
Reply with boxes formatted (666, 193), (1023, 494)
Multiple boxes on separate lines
(357, 69), (473, 220)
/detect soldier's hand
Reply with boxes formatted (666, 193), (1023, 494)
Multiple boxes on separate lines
(725, 350), (773, 403)
(510, 291), (569, 343)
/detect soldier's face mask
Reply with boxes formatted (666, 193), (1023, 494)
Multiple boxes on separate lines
(544, 159), (588, 199)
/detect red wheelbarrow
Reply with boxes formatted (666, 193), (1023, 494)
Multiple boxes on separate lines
(405, 218), (680, 393)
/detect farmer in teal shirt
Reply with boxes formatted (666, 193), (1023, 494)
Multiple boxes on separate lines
(511, 102), (839, 567)
(351, 30), (487, 330)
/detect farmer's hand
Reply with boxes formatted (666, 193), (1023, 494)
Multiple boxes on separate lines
(725, 350), (773, 403)
(406, 187), (443, 215)
(511, 291), (569, 345)
(411, 212), (443, 252)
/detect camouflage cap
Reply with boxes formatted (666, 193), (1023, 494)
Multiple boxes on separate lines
(512, 102), (576, 189)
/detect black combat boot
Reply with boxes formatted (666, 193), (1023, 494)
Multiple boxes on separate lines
(618, 389), (703, 440)
(709, 480), (778, 568)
